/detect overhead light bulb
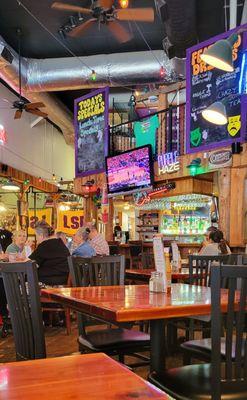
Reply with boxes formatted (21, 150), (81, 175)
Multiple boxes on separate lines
(119, 0), (129, 8)
(202, 101), (227, 125)
(1, 180), (20, 191)
(200, 33), (239, 72)
(52, 173), (57, 181)
(0, 203), (6, 212)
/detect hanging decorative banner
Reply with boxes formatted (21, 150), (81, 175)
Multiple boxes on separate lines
(28, 209), (52, 235)
(101, 204), (109, 224)
(158, 151), (180, 174)
(57, 210), (84, 235)
(74, 87), (109, 177)
(186, 28), (247, 153)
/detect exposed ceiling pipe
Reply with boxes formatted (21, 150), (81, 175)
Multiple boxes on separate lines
(26, 51), (174, 92)
(0, 35), (177, 144)
(229, 0), (237, 29)
(0, 37), (74, 145)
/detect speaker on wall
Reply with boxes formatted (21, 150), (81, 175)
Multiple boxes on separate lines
(231, 142), (243, 154)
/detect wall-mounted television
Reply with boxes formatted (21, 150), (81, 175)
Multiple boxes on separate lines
(106, 145), (154, 195)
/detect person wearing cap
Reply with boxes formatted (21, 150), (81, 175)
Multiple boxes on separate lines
(72, 227), (96, 257)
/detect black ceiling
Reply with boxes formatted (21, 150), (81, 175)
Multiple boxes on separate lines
(0, 0), (244, 112)
(0, 0), (165, 58)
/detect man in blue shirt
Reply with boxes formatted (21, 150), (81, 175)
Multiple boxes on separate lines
(72, 227), (96, 257)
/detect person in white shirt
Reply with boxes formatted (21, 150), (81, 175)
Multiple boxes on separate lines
(199, 229), (231, 256)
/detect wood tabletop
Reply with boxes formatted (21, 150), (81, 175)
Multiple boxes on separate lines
(0, 353), (168, 400)
(41, 283), (231, 322)
(125, 268), (191, 281)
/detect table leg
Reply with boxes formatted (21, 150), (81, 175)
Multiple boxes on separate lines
(150, 319), (166, 374)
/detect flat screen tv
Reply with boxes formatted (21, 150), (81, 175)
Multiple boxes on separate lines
(106, 145), (154, 195)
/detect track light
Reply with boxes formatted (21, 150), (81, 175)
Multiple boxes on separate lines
(69, 16), (76, 28)
(58, 29), (66, 40)
(200, 33), (239, 72)
(77, 12), (83, 21)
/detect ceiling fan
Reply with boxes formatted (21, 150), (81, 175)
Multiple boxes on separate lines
(51, 0), (154, 43)
(0, 29), (48, 120)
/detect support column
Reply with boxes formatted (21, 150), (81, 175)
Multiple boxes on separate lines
(217, 168), (231, 242)
(105, 198), (113, 241)
(229, 167), (247, 246)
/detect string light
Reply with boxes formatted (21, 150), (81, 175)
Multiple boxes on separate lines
(159, 66), (165, 79)
(119, 0), (129, 8)
(90, 70), (97, 81)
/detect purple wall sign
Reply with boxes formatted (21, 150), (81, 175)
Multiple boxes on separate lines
(74, 87), (109, 177)
(186, 24), (247, 154)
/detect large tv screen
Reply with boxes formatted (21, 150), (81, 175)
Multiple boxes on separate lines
(106, 145), (153, 194)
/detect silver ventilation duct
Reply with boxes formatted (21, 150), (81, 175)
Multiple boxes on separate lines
(0, 35), (176, 143)
(26, 51), (174, 92)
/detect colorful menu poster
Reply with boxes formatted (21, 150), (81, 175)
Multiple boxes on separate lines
(186, 27), (247, 153)
(74, 87), (109, 177)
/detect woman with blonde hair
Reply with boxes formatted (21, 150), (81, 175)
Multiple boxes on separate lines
(5, 230), (32, 260)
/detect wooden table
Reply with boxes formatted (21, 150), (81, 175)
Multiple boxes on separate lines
(0, 353), (169, 399)
(125, 268), (191, 283)
(41, 284), (231, 375)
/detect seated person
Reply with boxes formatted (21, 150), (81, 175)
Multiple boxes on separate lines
(56, 231), (68, 246)
(29, 223), (70, 285)
(199, 229), (231, 256)
(85, 222), (110, 256)
(72, 228), (96, 257)
(5, 230), (32, 259)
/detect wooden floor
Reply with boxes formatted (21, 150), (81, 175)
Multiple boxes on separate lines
(0, 322), (183, 379)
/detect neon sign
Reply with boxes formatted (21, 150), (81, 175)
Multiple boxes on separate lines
(133, 182), (176, 206)
(158, 151), (180, 174)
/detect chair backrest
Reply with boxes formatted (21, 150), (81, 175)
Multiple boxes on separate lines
(188, 255), (234, 286)
(211, 264), (247, 400)
(0, 261), (46, 361)
(129, 241), (143, 257)
(109, 243), (120, 255)
(68, 255), (125, 287)
(141, 252), (155, 269)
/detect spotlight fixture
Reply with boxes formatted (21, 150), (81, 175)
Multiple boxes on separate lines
(202, 100), (227, 125)
(38, 177), (42, 183)
(77, 12), (83, 21)
(119, 0), (129, 8)
(200, 33), (239, 72)
(69, 16), (76, 28)
(58, 29), (66, 40)
(23, 179), (30, 185)
(187, 158), (201, 176)
(1, 179), (20, 191)
(1, 164), (8, 173)
(52, 173), (57, 181)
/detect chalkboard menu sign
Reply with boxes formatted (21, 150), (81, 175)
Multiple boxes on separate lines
(186, 27), (247, 154)
(74, 87), (109, 177)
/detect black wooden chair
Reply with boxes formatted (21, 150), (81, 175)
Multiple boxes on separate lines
(141, 252), (155, 269)
(149, 264), (247, 400)
(167, 254), (239, 353)
(0, 261), (46, 361)
(68, 255), (150, 367)
(129, 241), (143, 269)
